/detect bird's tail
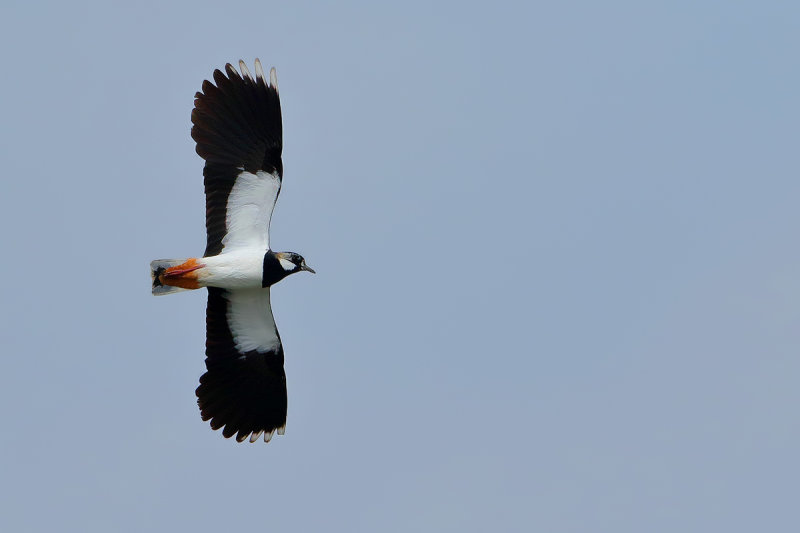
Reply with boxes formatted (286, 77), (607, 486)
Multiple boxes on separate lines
(150, 258), (202, 295)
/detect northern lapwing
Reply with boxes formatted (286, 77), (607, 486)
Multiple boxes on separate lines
(150, 59), (314, 443)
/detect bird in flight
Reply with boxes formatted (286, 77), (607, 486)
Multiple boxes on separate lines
(150, 59), (314, 443)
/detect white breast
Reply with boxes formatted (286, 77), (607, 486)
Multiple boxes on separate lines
(199, 251), (264, 289)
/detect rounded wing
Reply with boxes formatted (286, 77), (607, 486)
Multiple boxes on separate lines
(191, 59), (283, 257)
(196, 287), (287, 442)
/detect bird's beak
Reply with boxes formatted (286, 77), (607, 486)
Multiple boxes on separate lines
(301, 264), (316, 274)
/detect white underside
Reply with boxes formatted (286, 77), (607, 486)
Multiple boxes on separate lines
(198, 250), (265, 289)
(197, 251), (279, 355)
(197, 168), (283, 356)
(226, 287), (280, 354)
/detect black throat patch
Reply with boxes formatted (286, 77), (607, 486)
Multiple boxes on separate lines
(262, 252), (291, 287)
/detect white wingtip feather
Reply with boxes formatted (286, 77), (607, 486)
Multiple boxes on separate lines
(254, 58), (266, 84)
(249, 430), (264, 443)
(276, 425), (285, 436)
(269, 67), (278, 92)
(239, 60), (253, 81)
(263, 429), (275, 443)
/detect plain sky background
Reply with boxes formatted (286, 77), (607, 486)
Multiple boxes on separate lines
(1, 1), (799, 531)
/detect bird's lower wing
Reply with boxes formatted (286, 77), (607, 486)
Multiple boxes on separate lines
(196, 287), (287, 443)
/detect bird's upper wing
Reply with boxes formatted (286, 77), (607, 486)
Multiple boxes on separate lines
(191, 59), (283, 257)
(196, 287), (287, 442)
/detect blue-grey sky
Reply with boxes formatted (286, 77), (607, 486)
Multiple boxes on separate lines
(2, 1), (799, 531)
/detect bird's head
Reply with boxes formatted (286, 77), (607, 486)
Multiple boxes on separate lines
(276, 252), (315, 275)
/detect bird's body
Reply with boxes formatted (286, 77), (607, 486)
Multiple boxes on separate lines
(150, 59), (313, 443)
